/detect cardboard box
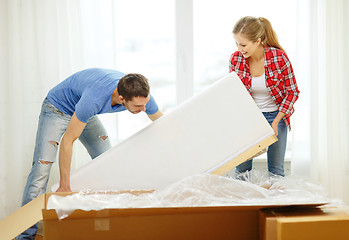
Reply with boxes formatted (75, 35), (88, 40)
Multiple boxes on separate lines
(35, 232), (43, 240)
(42, 192), (262, 240)
(1, 191), (324, 240)
(259, 207), (349, 240)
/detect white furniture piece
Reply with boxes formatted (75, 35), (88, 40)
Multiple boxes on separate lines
(53, 72), (276, 191)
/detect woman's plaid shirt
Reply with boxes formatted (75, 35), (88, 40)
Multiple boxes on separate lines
(229, 46), (300, 130)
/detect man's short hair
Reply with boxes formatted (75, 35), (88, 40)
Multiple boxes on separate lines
(117, 73), (150, 101)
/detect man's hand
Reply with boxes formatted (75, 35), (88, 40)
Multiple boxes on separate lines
(58, 113), (86, 193)
(56, 185), (72, 192)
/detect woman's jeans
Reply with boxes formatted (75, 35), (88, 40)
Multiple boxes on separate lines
(235, 111), (288, 177)
(17, 98), (111, 240)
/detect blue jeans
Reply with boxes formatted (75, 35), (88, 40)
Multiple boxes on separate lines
(235, 111), (288, 177)
(17, 98), (111, 240)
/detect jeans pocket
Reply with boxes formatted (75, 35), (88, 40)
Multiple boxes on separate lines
(43, 99), (65, 116)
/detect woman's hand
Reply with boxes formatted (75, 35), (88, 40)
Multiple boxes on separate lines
(271, 121), (279, 136)
(271, 111), (286, 136)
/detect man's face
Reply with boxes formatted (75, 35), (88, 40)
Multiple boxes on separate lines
(121, 96), (150, 114)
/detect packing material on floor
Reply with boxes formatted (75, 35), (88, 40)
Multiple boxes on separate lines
(47, 172), (331, 220)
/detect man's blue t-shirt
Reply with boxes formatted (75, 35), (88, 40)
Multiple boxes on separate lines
(47, 68), (159, 123)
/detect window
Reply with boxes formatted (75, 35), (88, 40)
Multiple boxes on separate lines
(81, 0), (298, 164)
(82, 0), (175, 144)
(193, 0), (297, 92)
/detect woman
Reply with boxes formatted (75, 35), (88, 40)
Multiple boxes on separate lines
(229, 16), (299, 177)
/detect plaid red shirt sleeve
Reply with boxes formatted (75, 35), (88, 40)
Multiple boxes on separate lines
(229, 46), (300, 129)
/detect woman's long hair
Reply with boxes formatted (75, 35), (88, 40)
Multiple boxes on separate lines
(233, 16), (285, 53)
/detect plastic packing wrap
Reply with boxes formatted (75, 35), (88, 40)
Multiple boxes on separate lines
(47, 170), (338, 220)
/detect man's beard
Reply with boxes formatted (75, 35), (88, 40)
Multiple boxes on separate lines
(122, 102), (138, 114)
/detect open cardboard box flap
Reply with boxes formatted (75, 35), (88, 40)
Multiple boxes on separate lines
(0, 193), (71, 240)
(1, 194), (45, 240)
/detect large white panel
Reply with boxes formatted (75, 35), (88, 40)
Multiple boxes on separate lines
(53, 72), (275, 191)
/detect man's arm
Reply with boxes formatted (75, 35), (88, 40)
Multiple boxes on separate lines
(147, 110), (163, 121)
(56, 113), (86, 192)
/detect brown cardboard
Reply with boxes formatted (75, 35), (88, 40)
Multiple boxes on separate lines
(42, 192), (263, 240)
(211, 135), (277, 175)
(35, 233), (43, 240)
(0, 194), (45, 240)
(43, 205), (261, 239)
(41, 193), (326, 240)
(260, 207), (349, 240)
(1, 191), (325, 240)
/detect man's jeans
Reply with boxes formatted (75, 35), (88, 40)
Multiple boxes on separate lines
(16, 98), (111, 240)
(235, 111), (288, 177)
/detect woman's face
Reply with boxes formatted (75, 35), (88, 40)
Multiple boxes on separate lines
(234, 33), (261, 58)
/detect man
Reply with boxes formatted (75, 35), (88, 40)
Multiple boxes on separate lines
(17, 68), (163, 240)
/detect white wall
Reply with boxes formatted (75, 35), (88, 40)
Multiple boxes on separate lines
(0, 0), (8, 219)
